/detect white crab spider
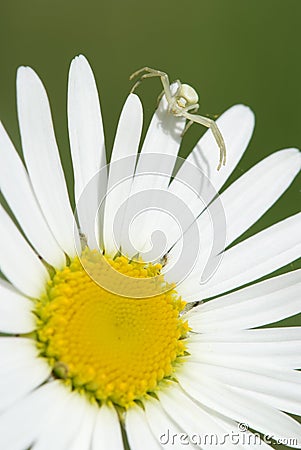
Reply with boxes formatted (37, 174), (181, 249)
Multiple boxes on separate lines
(130, 67), (226, 170)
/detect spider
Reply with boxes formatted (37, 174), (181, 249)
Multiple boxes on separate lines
(130, 67), (226, 170)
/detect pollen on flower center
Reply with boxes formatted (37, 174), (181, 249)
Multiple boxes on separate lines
(34, 249), (188, 407)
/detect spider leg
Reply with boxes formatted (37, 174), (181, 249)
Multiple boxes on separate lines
(181, 104), (199, 136)
(129, 66), (154, 80)
(157, 89), (165, 106)
(130, 73), (157, 94)
(130, 72), (167, 95)
(187, 104), (200, 113)
(183, 112), (226, 171)
(182, 120), (194, 136)
(130, 79), (143, 94)
(172, 79), (182, 90)
(129, 67), (173, 103)
(156, 77), (181, 105)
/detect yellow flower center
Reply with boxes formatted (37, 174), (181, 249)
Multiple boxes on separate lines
(35, 249), (188, 407)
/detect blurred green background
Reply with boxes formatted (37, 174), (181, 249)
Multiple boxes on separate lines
(0, 0), (300, 446)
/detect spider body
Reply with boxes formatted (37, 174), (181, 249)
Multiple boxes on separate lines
(170, 84), (199, 114)
(130, 67), (226, 170)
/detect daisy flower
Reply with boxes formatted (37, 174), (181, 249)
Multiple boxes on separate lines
(0, 54), (300, 450)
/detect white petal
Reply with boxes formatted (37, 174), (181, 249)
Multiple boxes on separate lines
(0, 279), (35, 333)
(188, 342), (301, 370)
(0, 123), (66, 268)
(0, 380), (64, 450)
(145, 397), (202, 450)
(187, 328), (301, 368)
(68, 401), (97, 450)
(68, 55), (106, 248)
(92, 404), (123, 450)
(32, 391), (88, 450)
(0, 336), (40, 365)
(164, 206), (217, 290)
(169, 105), (255, 203)
(158, 385), (240, 450)
(133, 83), (185, 191)
(126, 85), (185, 255)
(145, 395), (272, 449)
(235, 384), (301, 422)
(190, 327), (301, 342)
(0, 204), (49, 298)
(189, 212), (301, 300)
(170, 126), (288, 284)
(125, 404), (162, 450)
(194, 362), (301, 416)
(187, 269), (301, 331)
(164, 160), (225, 252)
(178, 369), (301, 447)
(103, 94), (142, 255)
(0, 338), (50, 412)
(218, 148), (301, 246)
(68, 54), (106, 202)
(17, 66), (80, 257)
